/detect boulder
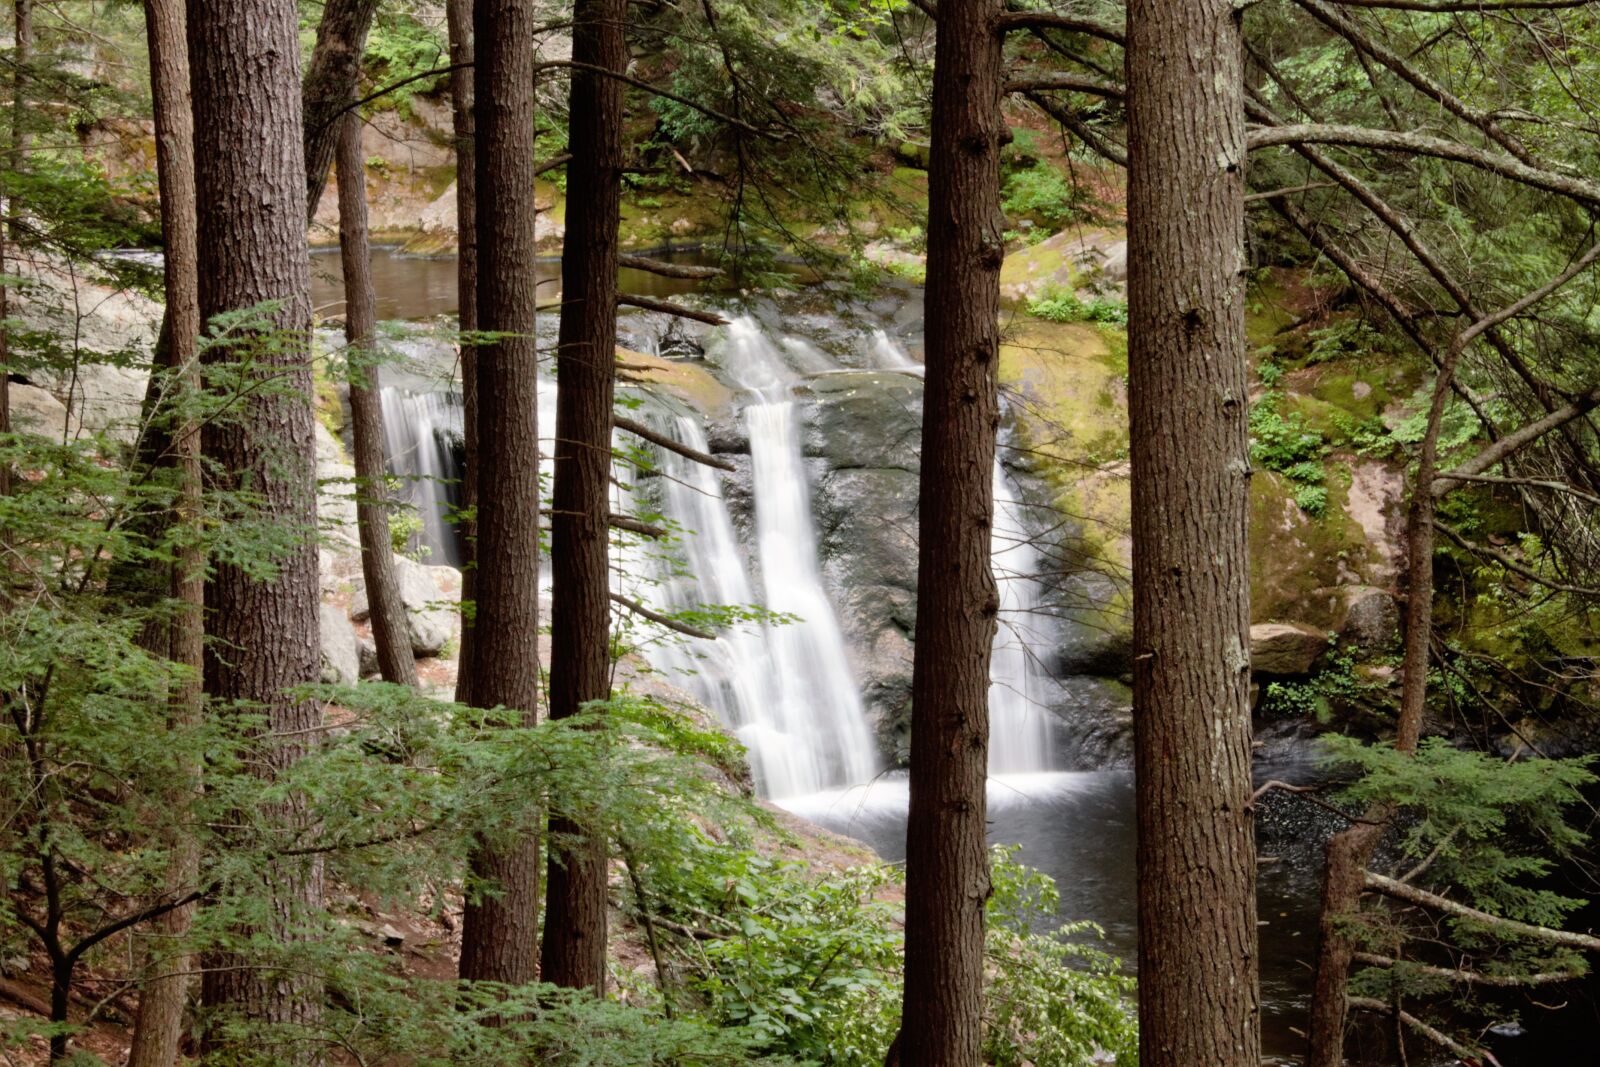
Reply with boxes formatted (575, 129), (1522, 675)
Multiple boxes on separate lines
(5, 382), (71, 437)
(1250, 622), (1329, 676)
(351, 555), (456, 657)
(798, 370), (923, 469)
(1335, 585), (1400, 652)
(357, 637), (380, 679)
(319, 602), (360, 685)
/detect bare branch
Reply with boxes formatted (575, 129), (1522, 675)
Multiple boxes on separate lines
(1435, 523), (1600, 596)
(617, 253), (724, 280)
(1435, 387), (1600, 494)
(617, 294), (730, 326)
(1004, 74), (1123, 98)
(1365, 871), (1600, 952)
(613, 415), (737, 472)
(1353, 952), (1582, 987)
(1346, 997), (1502, 1065)
(1248, 124), (1600, 206)
(997, 10), (1126, 46)
(609, 513), (668, 539)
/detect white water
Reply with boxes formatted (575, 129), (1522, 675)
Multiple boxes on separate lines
(378, 385), (465, 565)
(376, 315), (1057, 797)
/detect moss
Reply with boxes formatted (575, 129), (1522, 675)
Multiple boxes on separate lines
(1248, 470), (1373, 623)
(615, 347), (734, 416)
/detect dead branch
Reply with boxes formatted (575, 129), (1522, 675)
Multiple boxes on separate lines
(613, 415), (736, 472)
(618, 294), (730, 326)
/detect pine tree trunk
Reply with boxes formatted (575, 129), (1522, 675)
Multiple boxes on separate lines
(189, 1), (324, 1057)
(897, 2), (1004, 1062)
(337, 112), (418, 687)
(303, 0), (381, 219)
(447, 0), (479, 708)
(1126, 2), (1261, 1064)
(125, 1), (202, 1062)
(540, 0), (624, 995)
(457, 0), (543, 987)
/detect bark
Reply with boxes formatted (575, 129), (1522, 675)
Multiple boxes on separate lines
(126, 2), (202, 1063)
(541, 0), (625, 995)
(337, 112), (418, 687)
(0, 0), (29, 507)
(457, 0), (543, 987)
(447, 0), (479, 708)
(1126, 2), (1260, 1065)
(896, 1), (1004, 1063)
(303, 0), (382, 219)
(188, 0), (324, 1057)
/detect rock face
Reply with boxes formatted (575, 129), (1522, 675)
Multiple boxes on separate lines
(1250, 623), (1330, 677)
(5, 382), (70, 437)
(350, 556), (458, 657)
(319, 601), (360, 685)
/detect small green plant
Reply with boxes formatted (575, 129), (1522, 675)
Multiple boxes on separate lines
(1026, 285), (1128, 326)
(1250, 393), (1329, 514)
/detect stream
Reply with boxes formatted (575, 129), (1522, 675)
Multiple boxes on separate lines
(317, 247), (1597, 1066)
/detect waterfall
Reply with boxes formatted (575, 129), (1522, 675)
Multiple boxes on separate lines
(378, 385), (465, 565)
(988, 462), (1057, 773)
(635, 405), (879, 799)
(869, 325), (1057, 773)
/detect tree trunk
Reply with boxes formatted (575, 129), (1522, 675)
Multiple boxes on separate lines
(1126, 2), (1261, 1065)
(126, 1), (202, 1063)
(303, 0), (382, 219)
(189, 0), (324, 1057)
(447, 0), (479, 708)
(896, 2), (1004, 1063)
(457, 0), (543, 987)
(540, 0), (624, 996)
(0, 0), (30, 506)
(337, 111), (418, 687)
(1305, 325), (1459, 1067)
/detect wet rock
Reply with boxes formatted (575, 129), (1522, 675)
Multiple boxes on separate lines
(1250, 622), (1331, 676)
(315, 421), (359, 550)
(319, 602), (360, 685)
(798, 369), (923, 469)
(351, 556), (457, 657)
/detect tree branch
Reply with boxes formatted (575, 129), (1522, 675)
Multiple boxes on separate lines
(617, 253), (724, 280)
(997, 10), (1126, 46)
(1247, 124), (1600, 206)
(617, 294), (730, 326)
(614, 415), (736, 471)
(609, 513), (668, 539)
(1435, 522), (1600, 596)
(1435, 387), (1600, 495)
(1346, 997), (1501, 1064)
(1004, 74), (1123, 98)
(609, 593), (716, 640)
(1352, 951), (1582, 988)
(1365, 871), (1600, 952)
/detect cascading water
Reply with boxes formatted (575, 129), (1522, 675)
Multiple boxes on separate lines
(988, 463), (1056, 773)
(378, 383), (465, 566)
(868, 327), (1056, 774)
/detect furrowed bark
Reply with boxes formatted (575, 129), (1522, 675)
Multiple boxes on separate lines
(189, 0), (324, 1058)
(337, 111), (418, 687)
(541, 0), (625, 995)
(303, 0), (382, 219)
(1126, 0), (1261, 1064)
(457, 0), (543, 987)
(126, 0), (202, 1062)
(896, 1), (1004, 1063)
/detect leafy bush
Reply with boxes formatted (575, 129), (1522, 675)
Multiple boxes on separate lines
(1002, 165), (1081, 231)
(656, 838), (1137, 1067)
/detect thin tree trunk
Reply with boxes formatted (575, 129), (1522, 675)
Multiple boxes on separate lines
(126, 1), (202, 1062)
(541, 0), (624, 995)
(1126, 1), (1261, 1064)
(1305, 327), (1459, 1067)
(896, 1), (1004, 1063)
(189, 1), (324, 1058)
(457, 0), (543, 987)
(0, 0), (30, 506)
(447, 0), (479, 708)
(303, 0), (382, 219)
(337, 111), (418, 687)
